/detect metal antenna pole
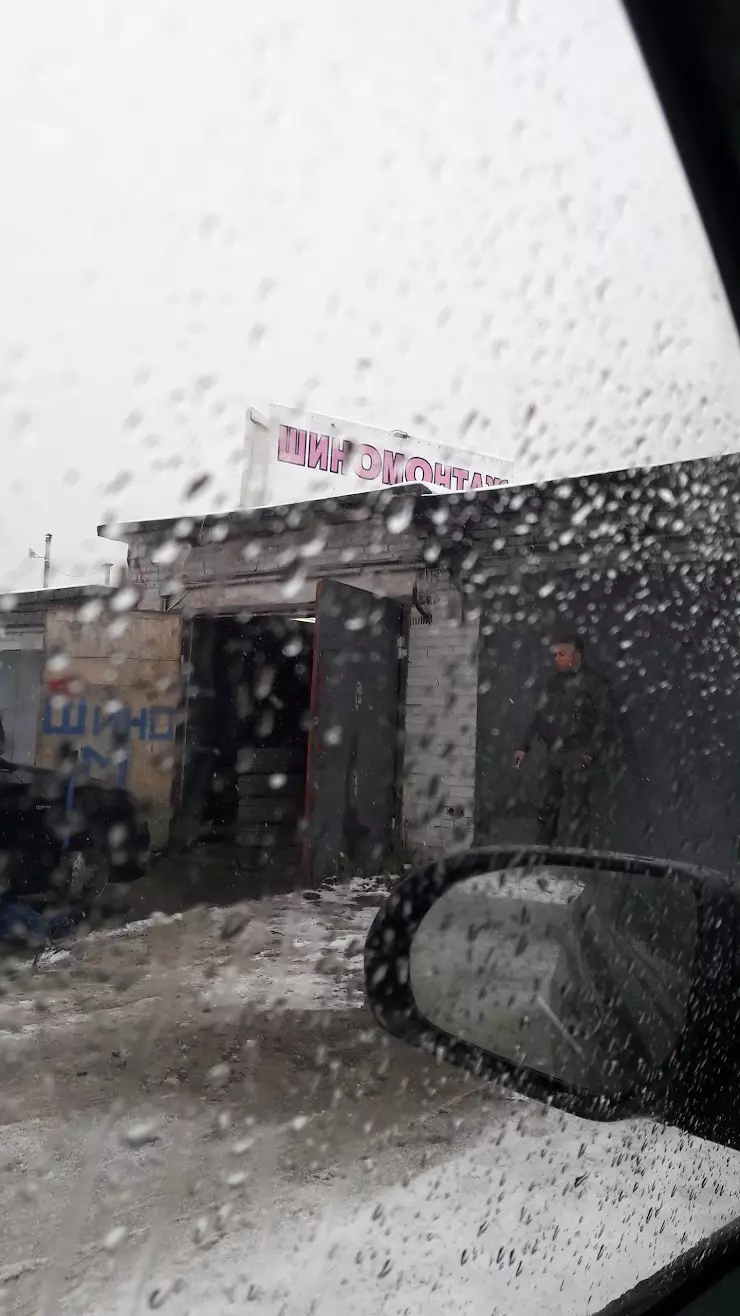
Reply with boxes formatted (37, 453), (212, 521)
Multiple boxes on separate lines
(43, 534), (52, 588)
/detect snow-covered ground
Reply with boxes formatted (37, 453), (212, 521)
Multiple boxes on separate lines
(131, 1112), (740, 1316)
(0, 877), (738, 1316)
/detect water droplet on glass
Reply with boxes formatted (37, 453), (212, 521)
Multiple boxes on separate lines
(148, 1279), (176, 1309)
(282, 567), (307, 600)
(386, 501), (414, 534)
(152, 540), (180, 567)
(254, 666), (275, 699)
(103, 1225), (127, 1253)
(193, 1216), (210, 1246)
(208, 1062), (231, 1088)
(233, 1136), (255, 1155)
(121, 1119), (161, 1147)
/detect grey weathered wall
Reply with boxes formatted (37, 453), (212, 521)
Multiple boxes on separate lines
(126, 514), (421, 615)
(402, 574), (479, 857)
(475, 559), (740, 876)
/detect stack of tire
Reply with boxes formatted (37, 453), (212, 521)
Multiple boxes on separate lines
(235, 747), (305, 870)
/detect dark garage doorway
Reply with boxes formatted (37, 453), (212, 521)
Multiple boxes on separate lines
(181, 613), (314, 889)
(179, 581), (405, 892)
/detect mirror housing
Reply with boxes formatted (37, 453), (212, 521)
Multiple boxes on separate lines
(364, 847), (740, 1147)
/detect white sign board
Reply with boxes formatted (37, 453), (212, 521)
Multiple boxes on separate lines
(240, 404), (514, 508)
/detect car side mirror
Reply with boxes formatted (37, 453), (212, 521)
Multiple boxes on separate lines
(364, 848), (740, 1149)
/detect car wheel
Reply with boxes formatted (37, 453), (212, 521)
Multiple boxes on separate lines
(62, 847), (110, 904)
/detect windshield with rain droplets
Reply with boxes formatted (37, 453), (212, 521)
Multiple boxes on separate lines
(2, 1), (740, 1313)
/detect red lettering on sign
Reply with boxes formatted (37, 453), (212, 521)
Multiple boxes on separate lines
(405, 457), (433, 484)
(382, 450), (405, 485)
(277, 424), (508, 490)
(277, 425), (307, 466)
(307, 432), (330, 472)
(357, 444), (381, 480)
(433, 463), (453, 489)
(330, 439), (348, 474)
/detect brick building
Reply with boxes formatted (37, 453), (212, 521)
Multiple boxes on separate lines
(98, 450), (740, 884)
(103, 487), (481, 882)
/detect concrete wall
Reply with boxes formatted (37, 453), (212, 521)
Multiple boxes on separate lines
(402, 574), (479, 856)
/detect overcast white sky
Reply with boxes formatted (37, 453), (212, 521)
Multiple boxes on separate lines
(1, 0), (740, 589)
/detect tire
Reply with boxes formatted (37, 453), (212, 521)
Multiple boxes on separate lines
(60, 847), (110, 904)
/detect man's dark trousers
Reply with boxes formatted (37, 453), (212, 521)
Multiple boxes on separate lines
(537, 749), (592, 847)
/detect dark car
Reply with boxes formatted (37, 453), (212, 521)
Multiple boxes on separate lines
(0, 756), (150, 911)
